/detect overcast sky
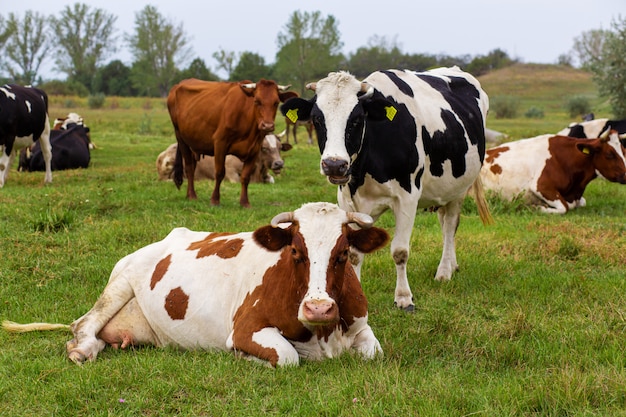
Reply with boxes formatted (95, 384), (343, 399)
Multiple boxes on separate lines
(4, 0), (625, 79)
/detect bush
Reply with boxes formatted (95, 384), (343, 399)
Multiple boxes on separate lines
(524, 106), (544, 119)
(87, 93), (106, 109)
(491, 96), (520, 119)
(565, 95), (591, 118)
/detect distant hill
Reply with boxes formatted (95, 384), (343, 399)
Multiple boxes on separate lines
(477, 63), (607, 139)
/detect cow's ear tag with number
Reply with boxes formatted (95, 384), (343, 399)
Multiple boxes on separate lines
(286, 108), (299, 123)
(385, 105), (397, 121)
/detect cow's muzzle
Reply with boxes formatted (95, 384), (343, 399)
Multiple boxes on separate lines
(271, 160), (284, 174)
(301, 299), (339, 325)
(321, 158), (350, 185)
(259, 121), (275, 132)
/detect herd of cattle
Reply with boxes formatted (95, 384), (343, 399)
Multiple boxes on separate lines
(2, 66), (626, 366)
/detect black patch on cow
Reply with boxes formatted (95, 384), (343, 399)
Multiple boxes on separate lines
(380, 70), (414, 97)
(421, 110), (469, 178)
(566, 125), (586, 138)
(24, 124), (90, 171)
(346, 93), (419, 195)
(415, 74), (486, 164)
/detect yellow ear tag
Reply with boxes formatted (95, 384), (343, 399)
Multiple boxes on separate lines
(385, 105), (397, 121)
(286, 108), (299, 123)
(581, 147), (590, 155)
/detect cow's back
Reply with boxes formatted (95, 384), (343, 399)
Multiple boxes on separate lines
(114, 227), (281, 349)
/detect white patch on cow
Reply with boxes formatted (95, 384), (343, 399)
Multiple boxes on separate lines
(0, 86), (16, 100)
(265, 134), (279, 150)
(251, 327), (299, 366)
(293, 203), (345, 315)
(314, 72), (363, 171)
(557, 118), (609, 138)
(25, 100), (32, 113)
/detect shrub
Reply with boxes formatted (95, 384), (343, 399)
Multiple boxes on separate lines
(88, 93), (106, 109)
(491, 96), (520, 119)
(565, 95), (591, 118)
(524, 106), (545, 119)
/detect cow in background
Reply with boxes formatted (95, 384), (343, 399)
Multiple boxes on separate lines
(0, 84), (52, 187)
(284, 117), (315, 145)
(280, 67), (491, 311)
(167, 78), (297, 207)
(19, 113), (92, 172)
(480, 131), (626, 214)
(558, 118), (626, 147)
(157, 134), (292, 183)
(4, 202), (389, 367)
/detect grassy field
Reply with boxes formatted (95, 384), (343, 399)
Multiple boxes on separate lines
(1, 65), (625, 416)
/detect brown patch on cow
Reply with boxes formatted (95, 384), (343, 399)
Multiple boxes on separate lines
(165, 286), (189, 320)
(187, 232), (243, 259)
(489, 163), (503, 175)
(485, 146), (509, 164)
(151, 254), (172, 290)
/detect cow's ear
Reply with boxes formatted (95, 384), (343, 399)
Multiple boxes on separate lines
(280, 97), (314, 121)
(281, 143), (293, 152)
(279, 91), (299, 103)
(363, 98), (397, 122)
(347, 227), (389, 253)
(576, 142), (597, 156)
(253, 225), (294, 251)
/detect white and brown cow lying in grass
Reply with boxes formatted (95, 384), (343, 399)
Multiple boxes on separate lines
(480, 130), (626, 214)
(157, 133), (292, 184)
(3, 202), (389, 367)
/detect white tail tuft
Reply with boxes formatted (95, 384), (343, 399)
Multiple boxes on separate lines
(2, 320), (70, 333)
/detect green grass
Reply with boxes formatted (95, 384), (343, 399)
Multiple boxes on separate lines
(1, 65), (626, 416)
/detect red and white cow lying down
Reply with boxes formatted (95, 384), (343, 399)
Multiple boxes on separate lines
(4, 202), (389, 367)
(480, 131), (626, 214)
(157, 134), (292, 184)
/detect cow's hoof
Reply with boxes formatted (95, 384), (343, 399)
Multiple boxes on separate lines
(394, 302), (415, 313)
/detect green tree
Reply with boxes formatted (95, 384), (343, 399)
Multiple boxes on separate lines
(231, 52), (272, 81)
(93, 60), (135, 96)
(571, 28), (609, 70)
(2, 11), (51, 85)
(212, 49), (236, 80)
(347, 35), (404, 78)
(177, 58), (219, 82)
(466, 48), (515, 76)
(274, 11), (344, 94)
(590, 17), (626, 118)
(51, 3), (118, 91)
(127, 5), (192, 97)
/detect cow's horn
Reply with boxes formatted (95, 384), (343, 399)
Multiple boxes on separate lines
(241, 82), (256, 89)
(271, 211), (295, 227)
(599, 128), (612, 139)
(347, 212), (374, 229)
(278, 84), (291, 91)
(358, 83), (374, 100)
(306, 82), (317, 91)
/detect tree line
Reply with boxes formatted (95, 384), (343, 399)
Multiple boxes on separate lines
(0, 5), (624, 117)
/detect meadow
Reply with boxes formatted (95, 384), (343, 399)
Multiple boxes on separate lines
(0, 64), (625, 416)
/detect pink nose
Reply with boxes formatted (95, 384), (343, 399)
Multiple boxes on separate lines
(302, 299), (338, 324)
(259, 121), (275, 132)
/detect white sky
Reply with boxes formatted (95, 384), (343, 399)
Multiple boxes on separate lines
(4, 0), (625, 79)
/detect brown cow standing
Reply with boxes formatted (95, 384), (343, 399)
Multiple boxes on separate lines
(284, 118), (315, 145)
(167, 78), (297, 207)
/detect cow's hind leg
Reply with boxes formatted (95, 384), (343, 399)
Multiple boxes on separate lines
(67, 274), (135, 364)
(435, 198), (462, 281)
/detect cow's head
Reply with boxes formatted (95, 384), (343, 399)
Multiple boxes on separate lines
(260, 133), (292, 175)
(280, 72), (394, 185)
(252, 202), (388, 327)
(240, 80), (298, 133)
(578, 130), (626, 184)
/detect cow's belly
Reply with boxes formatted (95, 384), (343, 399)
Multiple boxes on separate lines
(115, 228), (280, 351)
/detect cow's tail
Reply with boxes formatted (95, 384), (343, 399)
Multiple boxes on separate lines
(173, 141), (184, 190)
(2, 320), (70, 333)
(471, 176), (494, 225)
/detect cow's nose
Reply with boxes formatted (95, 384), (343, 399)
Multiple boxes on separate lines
(302, 299), (338, 324)
(259, 121), (275, 132)
(271, 160), (284, 170)
(321, 158), (349, 177)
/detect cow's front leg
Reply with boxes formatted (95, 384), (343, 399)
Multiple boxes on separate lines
(238, 159), (256, 208)
(435, 199), (462, 281)
(40, 115), (53, 183)
(228, 326), (299, 367)
(67, 275), (135, 364)
(350, 321), (383, 359)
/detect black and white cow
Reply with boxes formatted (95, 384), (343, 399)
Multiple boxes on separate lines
(0, 84), (52, 187)
(280, 67), (491, 311)
(19, 123), (91, 172)
(558, 118), (626, 147)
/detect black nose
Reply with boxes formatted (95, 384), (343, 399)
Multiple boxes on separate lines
(321, 158), (349, 177)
